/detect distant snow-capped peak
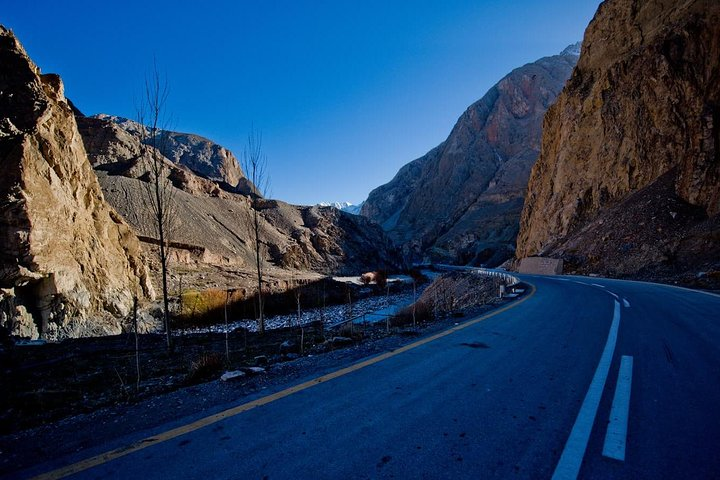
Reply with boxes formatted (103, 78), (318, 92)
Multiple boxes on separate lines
(560, 42), (582, 57)
(317, 201), (364, 215)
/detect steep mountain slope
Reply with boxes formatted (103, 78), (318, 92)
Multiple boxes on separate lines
(0, 27), (153, 341)
(517, 0), (720, 283)
(77, 108), (402, 285)
(361, 46), (579, 266)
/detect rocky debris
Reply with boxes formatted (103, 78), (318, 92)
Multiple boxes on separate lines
(330, 336), (353, 347)
(0, 290), (38, 339)
(362, 45), (580, 266)
(517, 0), (720, 282)
(412, 272), (502, 317)
(0, 27), (153, 341)
(220, 370), (246, 382)
(528, 170), (720, 288)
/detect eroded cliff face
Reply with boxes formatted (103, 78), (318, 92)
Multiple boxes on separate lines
(362, 47), (579, 266)
(79, 114), (246, 188)
(78, 111), (402, 282)
(517, 0), (720, 266)
(0, 27), (153, 340)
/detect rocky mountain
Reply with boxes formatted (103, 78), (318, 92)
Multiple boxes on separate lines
(516, 0), (720, 283)
(76, 114), (254, 193)
(361, 46), (580, 266)
(77, 100), (402, 291)
(0, 27), (153, 341)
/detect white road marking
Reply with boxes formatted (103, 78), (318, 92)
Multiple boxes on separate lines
(552, 300), (621, 480)
(607, 291), (619, 300)
(603, 355), (633, 461)
(622, 298), (630, 308)
(591, 283), (606, 288)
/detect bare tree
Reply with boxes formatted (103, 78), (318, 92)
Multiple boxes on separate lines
(132, 294), (140, 391)
(137, 63), (176, 351)
(241, 128), (270, 334)
(292, 275), (304, 355)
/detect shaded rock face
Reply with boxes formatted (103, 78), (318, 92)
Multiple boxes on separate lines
(77, 114), (257, 197)
(78, 114), (246, 189)
(361, 47), (579, 266)
(0, 27), (153, 340)
(517, 0), (720, 270)
(533, 169), (720, 286)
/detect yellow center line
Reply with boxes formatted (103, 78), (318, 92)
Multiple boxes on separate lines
(31, 283), (536, 480)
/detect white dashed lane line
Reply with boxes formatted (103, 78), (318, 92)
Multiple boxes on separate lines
(603, 355), (634, 461)
(552, 300), (621, 480)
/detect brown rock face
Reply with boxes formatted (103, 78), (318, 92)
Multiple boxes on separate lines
(517, 0), (720, 263)
(80, 114), (246, 188)
(0, 27), (153, 340)
(362, 47), (578, 266)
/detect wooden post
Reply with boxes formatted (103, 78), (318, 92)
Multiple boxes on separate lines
(224, 289), (230, 363)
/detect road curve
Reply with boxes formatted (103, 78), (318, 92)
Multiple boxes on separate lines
(21, 274), (720, 479)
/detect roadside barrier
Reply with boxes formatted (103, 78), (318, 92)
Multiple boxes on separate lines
(434, 264), (520, 287)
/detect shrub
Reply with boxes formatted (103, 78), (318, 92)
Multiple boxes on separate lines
(186, 352), (224, 384)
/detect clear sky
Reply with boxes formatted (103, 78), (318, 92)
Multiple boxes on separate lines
(4, 0), (600, 206)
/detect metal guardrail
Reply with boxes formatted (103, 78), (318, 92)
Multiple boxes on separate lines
(434, 264), (520, 286)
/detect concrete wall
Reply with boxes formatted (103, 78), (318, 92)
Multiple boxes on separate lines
(517, 257), (563, 275)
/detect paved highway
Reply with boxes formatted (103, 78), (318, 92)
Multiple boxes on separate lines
(22, 275), (720, 479)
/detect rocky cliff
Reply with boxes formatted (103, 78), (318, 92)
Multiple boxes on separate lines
(0, 27), (153, 340)
(77, 114), (247, 189)
(361, 47), (579, 266)
(516, 0), (720, 282)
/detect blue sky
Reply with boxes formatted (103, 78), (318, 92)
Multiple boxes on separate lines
(4, 1), (600, 205)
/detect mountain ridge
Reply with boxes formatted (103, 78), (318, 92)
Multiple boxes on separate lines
(361, 45), (580, 266)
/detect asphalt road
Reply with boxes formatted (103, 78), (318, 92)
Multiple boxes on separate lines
(20, 274), (720, 479)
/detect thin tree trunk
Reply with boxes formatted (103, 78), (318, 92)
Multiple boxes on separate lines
(254, 208), (264, 334)
(133, 295), (140, 391)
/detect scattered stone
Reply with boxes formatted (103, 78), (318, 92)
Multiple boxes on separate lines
(331, 336), (353, 347)
(220, 371), (246, 382)
(254, 355), (268, 366)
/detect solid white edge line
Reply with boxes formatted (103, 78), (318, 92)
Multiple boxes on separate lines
(603, 355), (633, 461)
(552, 300), (621, 480)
